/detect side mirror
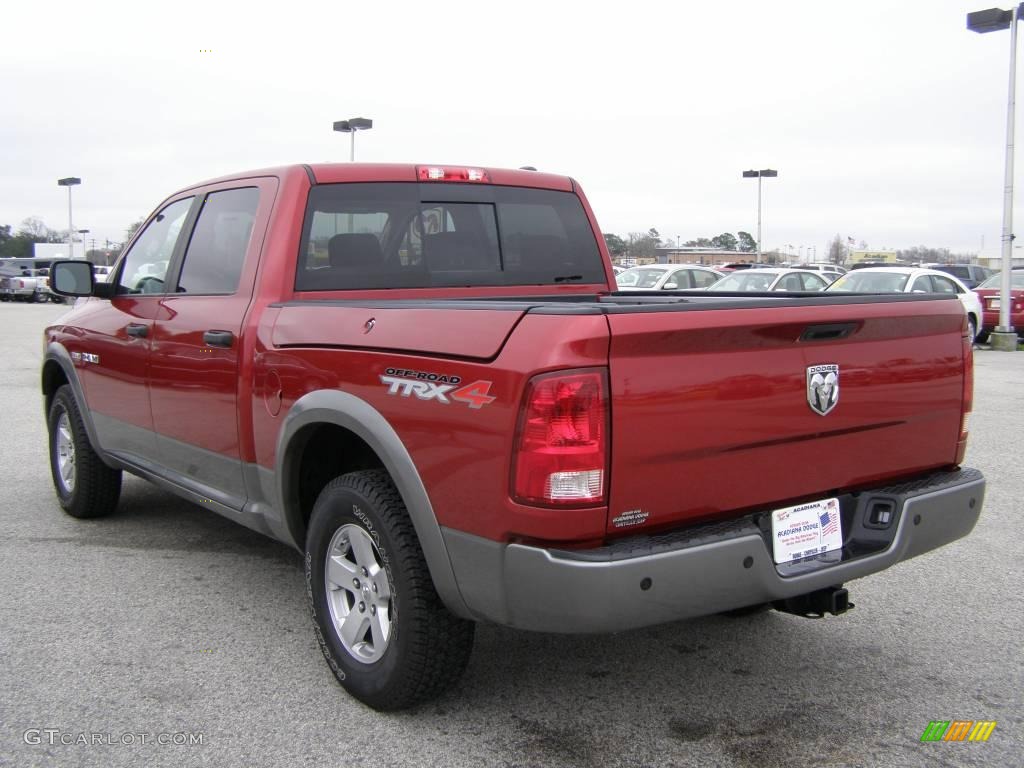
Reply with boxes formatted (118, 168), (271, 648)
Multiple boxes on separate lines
(662, 282), (678, 290)
(51, 261), (115, 299)
(52, 261), (94, 296)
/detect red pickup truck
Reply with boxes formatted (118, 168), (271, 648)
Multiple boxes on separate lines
(43, 163), (984, 710)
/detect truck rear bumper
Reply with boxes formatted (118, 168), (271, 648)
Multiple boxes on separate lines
(442, 468), (984, 633)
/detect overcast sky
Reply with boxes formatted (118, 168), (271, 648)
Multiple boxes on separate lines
(0, 0), (1017, 259)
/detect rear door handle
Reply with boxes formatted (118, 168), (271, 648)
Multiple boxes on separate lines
(203, 330), (235, 348)
(125, 323), (149, 338)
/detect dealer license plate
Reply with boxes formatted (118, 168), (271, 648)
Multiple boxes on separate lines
(989, 298), (1000, 310)
(771, 498), (843, 564)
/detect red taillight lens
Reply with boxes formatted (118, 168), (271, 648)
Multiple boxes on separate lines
(416, 166), (491, 183)
(512, 369), (608, 506)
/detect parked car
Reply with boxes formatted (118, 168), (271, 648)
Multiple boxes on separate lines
(706, 267), (831, 292)
(797, 263), (848, 275)
(93, 265), (113, 282)
(972, 268), (1024, 343)
(923, 263), (993, 289)
(616, 263), (724, 291)
(793, 266), (844, 284)
(0, 265), (48, 302)
(827, 267), (983, 341)
(848, 261), (912, 270)
(719, 262), (775, 272)
(44, 162), (983, 711)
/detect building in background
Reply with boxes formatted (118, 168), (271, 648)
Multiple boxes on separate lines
(848, 249), (899, 264)
(654, 247), (766, 267)
(33, 243), (86, 260)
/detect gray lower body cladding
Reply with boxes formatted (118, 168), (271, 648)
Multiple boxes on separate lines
(442, 468), (984, 633)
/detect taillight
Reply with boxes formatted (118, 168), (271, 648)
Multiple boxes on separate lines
(416, 166), (491, 183)
(512, 369), (608, 506)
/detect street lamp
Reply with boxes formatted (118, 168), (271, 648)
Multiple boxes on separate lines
(967, 4), (1024, 350)
(742, 169), (778, 262)
(57, 177), (81, 259)
(333, 117), (373, 161)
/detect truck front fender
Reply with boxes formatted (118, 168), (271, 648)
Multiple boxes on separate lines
(42, 343), (113, 466)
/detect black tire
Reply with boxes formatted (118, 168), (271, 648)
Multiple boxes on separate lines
(306, 469), (475, 710)
(967, 315), (978, 344)
(47, 385), (122, 518)
(975, 329), (990, 345)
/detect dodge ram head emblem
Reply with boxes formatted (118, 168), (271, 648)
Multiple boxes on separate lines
(807, 364), (839, 415)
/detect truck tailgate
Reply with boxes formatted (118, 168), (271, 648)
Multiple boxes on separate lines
(605, 298), (967, 534)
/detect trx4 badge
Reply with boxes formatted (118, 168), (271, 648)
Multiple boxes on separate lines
(380, 367), (496, 409)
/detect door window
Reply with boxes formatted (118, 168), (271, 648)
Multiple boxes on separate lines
(690, 269), (720, 288)
(929, 275), (960, 294)
(800, 272), (827, 291)
(177, 188), (260, 294)
(118, 198), (193, 294)
(663, 270), (689, 289)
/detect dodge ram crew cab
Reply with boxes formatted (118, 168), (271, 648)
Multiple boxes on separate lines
(43, 163), (985, 710)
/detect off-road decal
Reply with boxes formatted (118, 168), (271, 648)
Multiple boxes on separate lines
(380, 368), (495, 409)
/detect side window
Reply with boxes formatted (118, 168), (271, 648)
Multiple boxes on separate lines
(801, 273), (827, 291)
(118, 197), (193, 294)
(930, 275), (959, 294)
(777, 274), (803, 292)
(691, 269), (719, 288)
(664, 270), (688, 289)
(177, 188), (260, 294)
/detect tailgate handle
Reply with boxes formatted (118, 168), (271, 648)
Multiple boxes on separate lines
(800, 323), (857, 342)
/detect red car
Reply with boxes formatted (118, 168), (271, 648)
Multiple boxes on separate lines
(43, 163), (984, 710)
(973, 269), (1024, 342)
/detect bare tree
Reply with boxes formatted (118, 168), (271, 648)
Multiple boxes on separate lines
(827, 234), (847, 265)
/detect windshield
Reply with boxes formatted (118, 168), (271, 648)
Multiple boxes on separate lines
(616, 267), (668, 288)
(707, 271), (776, 291)
(977, 271), (1024, 289)
(828, 272), (911, 293)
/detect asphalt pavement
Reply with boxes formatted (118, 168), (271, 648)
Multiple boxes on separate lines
(0, 302), (1020, 768)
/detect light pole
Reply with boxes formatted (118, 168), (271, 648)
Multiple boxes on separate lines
(742, 169), (778, 262)
(77, 229), (90, 259)
(57, 177), (81, 259)
(333, 117), (373, 161)
(968, 5), (1023, 350)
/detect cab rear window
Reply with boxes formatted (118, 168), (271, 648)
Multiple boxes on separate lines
(295, 183), (604, 290)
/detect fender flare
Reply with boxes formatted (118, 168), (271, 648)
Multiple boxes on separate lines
(275, 389), (471, 620)
(42, 343), (113, 465)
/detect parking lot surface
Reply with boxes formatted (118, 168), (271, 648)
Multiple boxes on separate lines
(1, 302), (1021, 768)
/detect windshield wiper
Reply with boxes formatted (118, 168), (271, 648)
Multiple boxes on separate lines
(553, 274), (583, 283)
